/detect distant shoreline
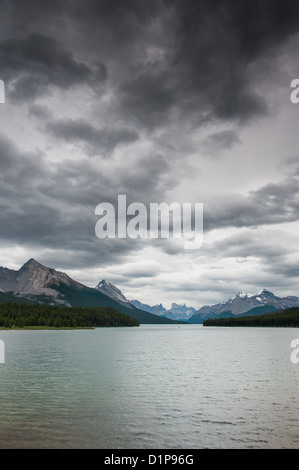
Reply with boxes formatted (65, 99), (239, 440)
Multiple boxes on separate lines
(0, 326), (95, 330)
(203, 307), (299, 327)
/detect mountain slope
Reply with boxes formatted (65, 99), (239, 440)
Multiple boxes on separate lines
(0, 259), (181, 324)
(0, 290), (36, 305)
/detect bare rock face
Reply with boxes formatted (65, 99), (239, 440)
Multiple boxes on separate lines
(0, 258), (82, 302)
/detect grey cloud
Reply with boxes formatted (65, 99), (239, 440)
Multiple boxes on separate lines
(200, 130), (241, 157)
(0, 132), (45, 185)
(119, 153), (174, 202)
(205, 230), (290, 260)
(28, 103), (52, 120)
(268, 260), (299, 279)
(46, 118), (139, 157)
(213, 230), (299, 286)
(118, 265), (160, 279)
(0, 132), (173, 268)
(203, 175), (299, 232)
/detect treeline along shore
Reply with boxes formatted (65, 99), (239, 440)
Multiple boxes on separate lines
(0, 302), (139, 328)
(203, 307), (299, 327)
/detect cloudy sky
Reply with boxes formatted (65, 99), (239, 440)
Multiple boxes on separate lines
(1, 0), (299, 308)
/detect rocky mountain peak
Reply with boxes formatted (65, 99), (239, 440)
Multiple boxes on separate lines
(19, 258), (45, 272)
(0, 258), (82, 300)
(95, 279), (133, 308)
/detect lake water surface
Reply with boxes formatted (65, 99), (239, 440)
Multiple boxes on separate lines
(0, 324), (298, 449)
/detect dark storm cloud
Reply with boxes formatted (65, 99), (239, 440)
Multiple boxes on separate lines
(116, 0), (299, 129)
(2, 1), (299, 121)
(0, 32), (106, 102)
(1, 0), (299, 285)
(166, 0), (299, 120)
(46, 118), (139, 157)
(119, 68), (177, 129)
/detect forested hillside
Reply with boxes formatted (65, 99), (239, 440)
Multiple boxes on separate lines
(203, 308), (299, 327)
(0, 302), (139, 328)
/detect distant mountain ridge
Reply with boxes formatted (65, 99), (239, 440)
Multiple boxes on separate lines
(95, 281), (195, 321)
(130, 299), (196, 321)
(189, 288), (299, 323)
(94, 281), (196, 321)
(0, 259), (181, 324)
(131, 288), (299, 323)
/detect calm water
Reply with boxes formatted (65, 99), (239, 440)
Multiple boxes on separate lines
(0, 324), (298, 449)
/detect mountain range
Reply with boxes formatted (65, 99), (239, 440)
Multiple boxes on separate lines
(188, 289), (299, 323)
(1, 258), (299, 324)
(95, 281), (196, 321)
(0, 259), (181, 324)
(89, 279), (299, 323)
(128, 289), (299, 323)
(130, 300), (196, 321)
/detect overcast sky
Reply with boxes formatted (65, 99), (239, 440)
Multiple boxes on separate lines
(1, 0), (299, 308)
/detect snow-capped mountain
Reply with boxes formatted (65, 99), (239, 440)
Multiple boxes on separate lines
(1, 260), (298, 325)
(95, 280), (133, 308)
(189, 288), (299, 323)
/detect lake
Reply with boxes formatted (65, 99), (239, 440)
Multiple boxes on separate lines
(0, 324), (298, 449)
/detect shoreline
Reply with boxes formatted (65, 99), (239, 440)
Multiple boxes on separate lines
(0, 326), (95, 330)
